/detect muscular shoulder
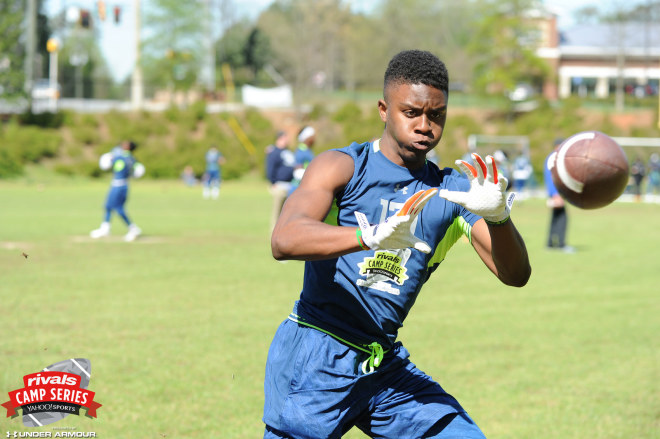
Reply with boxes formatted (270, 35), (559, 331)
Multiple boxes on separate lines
(302, 150), (355, 195)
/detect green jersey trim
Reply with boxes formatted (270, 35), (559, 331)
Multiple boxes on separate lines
(427, 215), (472, 268)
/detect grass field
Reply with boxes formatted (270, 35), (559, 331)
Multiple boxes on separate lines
(1, 170), (659, 438)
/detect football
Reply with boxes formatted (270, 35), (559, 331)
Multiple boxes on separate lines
(550, 131), (629, 209)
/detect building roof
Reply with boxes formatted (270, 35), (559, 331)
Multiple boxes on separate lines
(560, 22), (660, 50)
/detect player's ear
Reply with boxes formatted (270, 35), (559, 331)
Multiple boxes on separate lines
(378, 99), (388, 123)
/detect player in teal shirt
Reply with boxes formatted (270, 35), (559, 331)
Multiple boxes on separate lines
(264, 50), (531, 438)
(90, 140), (144, 241)
(203, 146), (225, 199)
(288, 125), (316, 196)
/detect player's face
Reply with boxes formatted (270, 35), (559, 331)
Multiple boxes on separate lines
(379, 82), (447, 169)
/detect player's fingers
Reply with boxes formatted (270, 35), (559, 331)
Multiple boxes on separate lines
(413, 240), (432, 254)
(397, 190), (426, 216)
(472, 153), (487, 183)
(409, 188), (438, 216)
(485, 155), (498, 184)
(486, 155), (499, 184)
(438, 189), (467, 206)
(388, 214), (410, 227)
(455, 160), (477, 178)
(498, 176), (509, 193)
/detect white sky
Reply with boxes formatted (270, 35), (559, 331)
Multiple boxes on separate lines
(44, 0), (648, 84)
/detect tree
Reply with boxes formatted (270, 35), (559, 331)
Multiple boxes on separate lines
(244, 27), (271, 79)
(0, 0), (25, 97)
(377, 0), (480, 88)
(58, 28), (110, 99)
(141, 0), (207, 93)
(573, 5), (601, 25)
(468, 0), (550, 96)
(215, 19), (262, 87)
(257, 0), (355, 92)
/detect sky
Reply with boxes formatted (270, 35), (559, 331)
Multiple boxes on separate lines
(44, 0), (647, 84)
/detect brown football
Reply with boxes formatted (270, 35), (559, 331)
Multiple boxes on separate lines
(550, 131), (629, 209)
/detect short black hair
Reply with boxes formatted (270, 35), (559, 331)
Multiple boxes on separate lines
(384, 50), (449, 96)
(128, 141), (137, 151)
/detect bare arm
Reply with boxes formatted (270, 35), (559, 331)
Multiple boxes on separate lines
(470, 218), (531, 287)
(271, 150), (362, 260)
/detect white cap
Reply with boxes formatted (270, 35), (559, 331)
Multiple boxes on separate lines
(493, 150), (506, 163)
(298, 126), (315, 143)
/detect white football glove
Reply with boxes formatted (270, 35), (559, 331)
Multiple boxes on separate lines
(99, 153), (113, 171)
(355, 188), (437, 253)
(133, 162), (145, 178)
(439, 153), (515, 224)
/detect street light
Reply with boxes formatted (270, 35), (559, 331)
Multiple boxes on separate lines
(47, 37), (60, 111)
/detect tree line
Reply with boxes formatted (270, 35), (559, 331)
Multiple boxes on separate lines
(1, 0), (659, 102)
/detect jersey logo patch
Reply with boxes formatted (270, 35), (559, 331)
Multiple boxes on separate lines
(357, 250), (409, 292)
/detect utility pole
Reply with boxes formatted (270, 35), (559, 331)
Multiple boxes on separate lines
(25, 0), (37, 111)
(201, 0), (216, 93)
(47, 38), (59, 112)
(614, 20), (625, 113)
(131, 0), (144, 110)
(204, 0), (215, 92)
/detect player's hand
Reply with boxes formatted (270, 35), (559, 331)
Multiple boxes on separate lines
(355, 188), (437, 253)
(99, 153), (113, 171)
(439, 153), (515, 224)
(133, 162), (146, 178)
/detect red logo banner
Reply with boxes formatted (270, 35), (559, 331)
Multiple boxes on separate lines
(3, 371), (102, 418)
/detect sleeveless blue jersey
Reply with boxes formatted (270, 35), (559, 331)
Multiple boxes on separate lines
(111, 151), (136, 185)
(294, 139), (481, 349)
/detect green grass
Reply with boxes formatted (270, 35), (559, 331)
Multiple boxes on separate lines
(1, 171), (659, 438)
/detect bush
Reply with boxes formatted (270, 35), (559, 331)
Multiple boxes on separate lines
(71, 125), (102, 145)
(18, 111), (65, 128)
(332, 101), (362, 123)
(0, 123), (60, 163)
(0, 149), (23, 178)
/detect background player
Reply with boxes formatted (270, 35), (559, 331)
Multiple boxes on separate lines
(544, 139), (574, 252)
(203, 145), (226, 200)
(265, 131), (295, 231)
(90, 140), (144, 242)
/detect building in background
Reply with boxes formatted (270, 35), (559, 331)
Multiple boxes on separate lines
(536, 10), (660, 100)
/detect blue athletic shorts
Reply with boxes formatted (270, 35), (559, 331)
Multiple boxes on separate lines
(263, 319), (487, 439)
(205, 169), (220, 185)
(105, 186), (128, 210)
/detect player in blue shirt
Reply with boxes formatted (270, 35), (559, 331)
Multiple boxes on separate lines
(288, 125), (316, 196)
(264, 50), (531, 438)
(294, 125), (316, 168)
(90, 140), (144, 242)
(544, 141), (574, 252)
(203, 146), (225, 199)
(266, 131), (296, 231)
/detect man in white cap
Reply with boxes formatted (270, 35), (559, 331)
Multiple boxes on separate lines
(289, 125), (316, 195)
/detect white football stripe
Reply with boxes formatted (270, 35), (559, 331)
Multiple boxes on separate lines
(71, 358), (91, 378)
(28, 413), (43, 427)
(547, 151), (557, 170)
(556, 132), (595, 194)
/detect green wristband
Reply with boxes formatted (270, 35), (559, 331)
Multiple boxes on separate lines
(484, 216), (510, 225)
(356, 228), (369, 250)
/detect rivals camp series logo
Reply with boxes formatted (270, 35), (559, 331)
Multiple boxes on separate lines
(2, 358), (101, 429)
